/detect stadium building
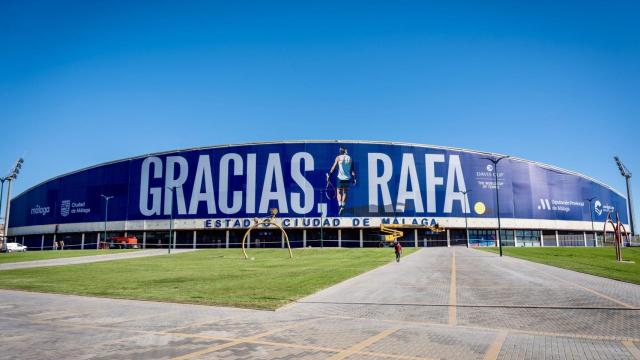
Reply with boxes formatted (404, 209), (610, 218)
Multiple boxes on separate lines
(6, 141), (630, 250)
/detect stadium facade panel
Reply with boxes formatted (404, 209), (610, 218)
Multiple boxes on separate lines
(7, 141), (629, 249)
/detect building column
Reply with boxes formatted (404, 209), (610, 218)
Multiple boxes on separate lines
(446, 229), (451, 247)
(142, 232), (146, 249)
(303, 230), (307, 247)
(338, 229), (342, 248)
(173, 231), (177, 249)
(81, 233), (85, 250)
(53, 234), (57, 249)
(414, 229), (418, 247)
(96, 233), (100, 249)
(583, 232), (588, 247)
(539, 230), (544, 247)
(21, 236), (24, 245)
(193, 230), (197, 249)
(359, 229), (363, 248)
(555, 230), (559, 247)
(225, 230), (229, 248)
(514, 230), (518, 247)
(247, 232), (250, 248)
(281, 232), (285, 248)
(41, 234), (44, 251)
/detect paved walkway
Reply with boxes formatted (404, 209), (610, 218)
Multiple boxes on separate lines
(1, 247), (639, 359)
(0, 249), (196, 270)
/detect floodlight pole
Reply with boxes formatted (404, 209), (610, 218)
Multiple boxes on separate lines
(3, 180), (12, 242)
(483, 156), (509, 257)
(614, 156), (635, 236)
(624, 176), (635, 236)
(461, 190), (471, 248)
(1, 158), (24, 247)
(585, 197), (597, 247)
(0, 178), (6, 246)
(101, 195), (114, 249)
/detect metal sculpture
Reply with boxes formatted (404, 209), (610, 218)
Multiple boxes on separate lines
(241, 208), (293, 260)
(603, 211), (630, 262)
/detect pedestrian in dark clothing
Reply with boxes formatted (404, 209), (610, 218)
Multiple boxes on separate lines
(394, 241), (402, 262)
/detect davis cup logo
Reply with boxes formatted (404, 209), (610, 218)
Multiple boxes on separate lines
(60, 200), (71, 217)
(594, 200), (603, 216)
(486, 164), (494, 172)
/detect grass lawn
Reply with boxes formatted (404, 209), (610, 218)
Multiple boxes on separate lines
(0, 249), (137, 264)
(479, 247), (640, 285)
(0, 248), (415, 310)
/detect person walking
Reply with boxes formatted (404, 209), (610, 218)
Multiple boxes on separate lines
(394, 240), (402, 262)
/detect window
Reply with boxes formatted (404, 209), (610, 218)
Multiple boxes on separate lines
(515, 230), (541, 247)
(469, 229), (496, 247)
(499, 230), (515, 247)
(341, 229), (361, 248)
(306, 229), (338, 247)
(558, 231), (585, 247)
(418, 229), (447, 247)
(197, 230), (227, 248)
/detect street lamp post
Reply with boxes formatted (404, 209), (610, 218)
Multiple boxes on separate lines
(585, 197), (597, 247)
(482, 156), (509, 257)
(461, 190), (472, 248)
(101, 195), (114, 249)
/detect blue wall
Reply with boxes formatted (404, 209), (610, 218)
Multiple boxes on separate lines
(9, 142), (628, 228)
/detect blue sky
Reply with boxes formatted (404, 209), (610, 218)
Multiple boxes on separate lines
(1, 1), (638, 222)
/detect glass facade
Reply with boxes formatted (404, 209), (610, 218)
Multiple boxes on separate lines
(362, 228), (385, 247)
(145, 231), (171, 248)
(58, 233), (83, 250)
(175, 231), (194, 248)
(418, 229), (447, 247)
(306, 228), (338, 248)
(11, 228), (606, 250)
(196, 230), (226, 248)
(450, 229), (467, 246)
(515, 230), (541, 247)
(542, 231), (557, 247)
(468, 229), (497, 247)
(557, 231), (586, 247)
(341, 229), (361, 248)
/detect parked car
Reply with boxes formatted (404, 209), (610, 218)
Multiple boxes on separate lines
(1, 242), (28, 253)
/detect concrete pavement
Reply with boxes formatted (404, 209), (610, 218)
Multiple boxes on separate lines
(1, 247), (639, 359)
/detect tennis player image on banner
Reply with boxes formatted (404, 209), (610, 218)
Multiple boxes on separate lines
(326, 147), (357, 216)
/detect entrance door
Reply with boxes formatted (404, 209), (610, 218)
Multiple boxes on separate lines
(449, 229), (468, 246)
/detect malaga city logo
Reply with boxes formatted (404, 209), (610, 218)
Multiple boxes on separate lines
(60, 200), (71, 217)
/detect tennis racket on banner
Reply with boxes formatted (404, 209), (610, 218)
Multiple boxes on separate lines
(324, 176), (336, 200)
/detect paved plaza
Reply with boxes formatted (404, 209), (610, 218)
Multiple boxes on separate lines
(1, 247), (639, 359)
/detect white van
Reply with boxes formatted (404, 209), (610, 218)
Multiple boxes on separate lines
(2, 242), (27, 252)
